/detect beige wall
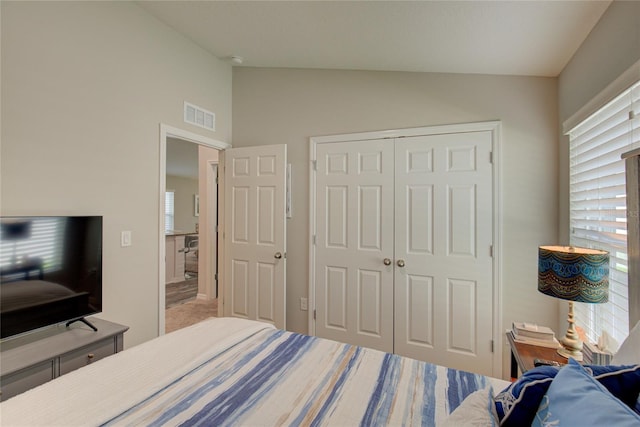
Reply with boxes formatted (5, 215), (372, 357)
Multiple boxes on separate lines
(233, 68), (559, 377)
(558, 1), (640, 244)
(166, 175), (199, 233)
(1, 2), (232, 347)
(556, 0), (640, 339)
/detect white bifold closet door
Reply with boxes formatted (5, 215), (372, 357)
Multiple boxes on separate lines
(393, 133), (493, 374)
(315, 131), (494, 376)
(315, 139), (395, 352)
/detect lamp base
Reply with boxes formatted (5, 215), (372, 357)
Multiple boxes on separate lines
(557, 300), (584, 361)
(557, 345), (583, 362)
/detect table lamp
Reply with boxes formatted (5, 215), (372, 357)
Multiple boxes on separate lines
(538, 245), (609, 361)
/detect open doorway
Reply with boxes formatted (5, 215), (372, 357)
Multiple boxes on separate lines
(164, 137), (210, 332)
(158, 124), (229, 335)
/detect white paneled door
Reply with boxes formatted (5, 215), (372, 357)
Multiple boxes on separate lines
(393, 133), (493, 375)
(224, 144), (287, 329)
(314, 131), (495, 375)
(315, 140), (395, 352)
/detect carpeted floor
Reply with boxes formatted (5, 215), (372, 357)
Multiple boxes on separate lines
(165, 297), (218, 333)
(165, 278), (217, 333)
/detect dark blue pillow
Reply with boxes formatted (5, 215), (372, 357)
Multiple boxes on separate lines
(586, 364), (640, 409)
(494, 365), (560, 426)
(494, 363), (640, 426)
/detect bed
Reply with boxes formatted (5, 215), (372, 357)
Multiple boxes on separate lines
(1, 317), (639, 426)
(0, 317), (509, 426)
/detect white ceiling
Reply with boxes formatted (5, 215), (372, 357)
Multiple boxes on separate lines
(138, 0), (611, 77)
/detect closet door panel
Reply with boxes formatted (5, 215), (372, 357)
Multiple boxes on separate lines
(394, 132), (494, 376)
(315, 140), (394, 352)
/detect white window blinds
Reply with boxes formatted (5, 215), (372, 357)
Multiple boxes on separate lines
(569, 81), (640, 345)
(165, 191), (175, 233)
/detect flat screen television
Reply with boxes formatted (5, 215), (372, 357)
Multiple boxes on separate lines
(0, 216), (103, 339)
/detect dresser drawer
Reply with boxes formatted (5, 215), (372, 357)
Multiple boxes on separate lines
(59, 339), (115, 375)
(1, 360), (56, 401)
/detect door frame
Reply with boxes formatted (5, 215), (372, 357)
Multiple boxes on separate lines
(308, 121), (503, 376)
(158, 123), (229, 335)
(202, 162), (219, 301)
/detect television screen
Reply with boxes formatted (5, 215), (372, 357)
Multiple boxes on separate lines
(0, 216), (102, 339)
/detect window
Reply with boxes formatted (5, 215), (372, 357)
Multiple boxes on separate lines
(165, 191), (175, 233)
(569, 81), (640, 345)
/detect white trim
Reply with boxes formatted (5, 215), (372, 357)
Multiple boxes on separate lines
(308, 140), (317, 335)
(160, 124), (229, 150)
(491, 122), (504, 377)
(206, 162), (219, 300)
(158, 124), (229, 336)
(310, 121), (501, 144)
(563, 58), (640, 134)
(308, 121), (503, 377)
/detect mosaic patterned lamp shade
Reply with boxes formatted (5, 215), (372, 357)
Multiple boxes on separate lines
(538, 245), (609, 361)
(538, 246), (609, 303)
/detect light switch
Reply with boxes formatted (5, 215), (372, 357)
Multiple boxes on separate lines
(121, 231), (132, 247)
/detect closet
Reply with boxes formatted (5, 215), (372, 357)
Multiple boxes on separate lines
(310, 123), (499, 376)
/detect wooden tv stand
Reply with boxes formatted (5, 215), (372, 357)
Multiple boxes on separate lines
(0, 318), (128, 401)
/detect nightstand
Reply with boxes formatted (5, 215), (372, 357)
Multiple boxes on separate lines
(506, 332), (566, 379)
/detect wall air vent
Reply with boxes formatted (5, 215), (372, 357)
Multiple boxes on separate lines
(184, 102), (215, 131)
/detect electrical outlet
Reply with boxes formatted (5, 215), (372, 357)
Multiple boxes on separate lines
(300, 297), (308, 311)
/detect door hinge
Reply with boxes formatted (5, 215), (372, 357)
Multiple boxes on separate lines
(312, 235), (316, 245)
(214, 273), (218, 281)
(489, 245), (493, 257)
(491, 340), (494, 353)
(313, 309), (316, 320)
(312, 160), (317, 171)
(489, 152), (493, 164)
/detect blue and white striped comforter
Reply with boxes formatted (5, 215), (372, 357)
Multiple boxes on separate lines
(0, 318), (505, 426)
(106, 326), (493, 426)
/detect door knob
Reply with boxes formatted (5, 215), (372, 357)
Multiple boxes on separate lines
(397, 259), (405, 267)
(383, 258), (392, 266)
(274, 252), (283, 259)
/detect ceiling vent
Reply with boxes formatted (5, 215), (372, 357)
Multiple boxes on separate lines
(184, 102), (215, 132)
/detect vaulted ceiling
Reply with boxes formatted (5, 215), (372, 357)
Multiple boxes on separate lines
(138, 0), (611, 77)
